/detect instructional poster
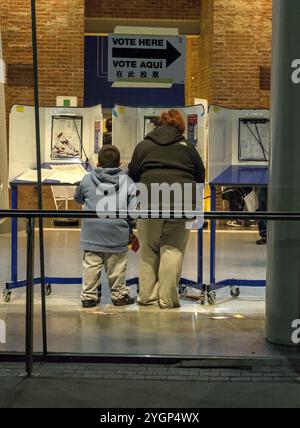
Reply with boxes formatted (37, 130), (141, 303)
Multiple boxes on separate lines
(188, 114), (198, 147)
(144, 115), (160, 137)
(94, 120), (101, 153)
(239, 118), (270, 162)
(51, 116), (83, 160)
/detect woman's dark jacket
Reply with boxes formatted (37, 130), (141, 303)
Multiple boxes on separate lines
(128, 125), (205, 211)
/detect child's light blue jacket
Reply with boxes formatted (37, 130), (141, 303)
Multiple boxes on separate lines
(74, 167), (134, 253)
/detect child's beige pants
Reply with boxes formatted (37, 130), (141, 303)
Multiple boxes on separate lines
(137, 219), (190, 309)
(81, 251), (130, 303)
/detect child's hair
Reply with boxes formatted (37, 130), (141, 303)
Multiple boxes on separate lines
(160, 109), (185, 134)
(98, 145), (120, 168)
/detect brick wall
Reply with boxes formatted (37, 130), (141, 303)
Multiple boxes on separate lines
(85, 0), (201, 20)
(0, 0), (85, 209)
(197, 0), (272, 213)
(185, 36), (200, 106)
(1, 0), (272, 117)
(198, 0), (214, 102)
(0, 0), (273, 210)
(198, 0), (272, 108)
(85, 0), (272, 108)
(0, 0), (85, 112)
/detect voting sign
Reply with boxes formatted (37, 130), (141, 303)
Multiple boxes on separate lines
(108, 35), (185, 85)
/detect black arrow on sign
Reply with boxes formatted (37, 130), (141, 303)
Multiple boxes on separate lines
(112, 41), (182, 68)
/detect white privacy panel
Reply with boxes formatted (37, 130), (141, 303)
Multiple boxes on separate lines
(231, 109), (270, 165)
(209, 106), (270, 182)
(88, 104), (103, 166)
(113, 104), (206, 166)
(9, 104), (102, 181)
(9, 105), (45, 182)
(0, 30), (8, 210)
(195, 99), (209, 177)
(112, 105), (139, 164)
(208, 106), (233, 182)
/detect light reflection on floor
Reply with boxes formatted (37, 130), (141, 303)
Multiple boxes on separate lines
(0, 229), (271, 357)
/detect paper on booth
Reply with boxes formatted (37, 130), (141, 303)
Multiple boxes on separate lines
(49, 164), (87, 184)
(16, 169), (55, 182)
(16, 164), (87, 184)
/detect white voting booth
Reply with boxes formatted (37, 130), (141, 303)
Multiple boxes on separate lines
(9, 104), (102, 211)
(208, 105), (270, 182)
(9, 104), (103, 182)
(112, 104), (206, 165)
(0, 31), (8, 221)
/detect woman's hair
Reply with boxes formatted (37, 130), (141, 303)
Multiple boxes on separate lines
(160, 109), (185, 134)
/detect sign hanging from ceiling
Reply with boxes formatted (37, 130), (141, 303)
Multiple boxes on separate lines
(108, 35), (185, 86)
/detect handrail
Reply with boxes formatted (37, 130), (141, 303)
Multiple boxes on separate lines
(2, 208), (300, 376)
(0, 210), (300, 220)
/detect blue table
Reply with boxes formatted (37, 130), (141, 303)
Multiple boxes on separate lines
(209, 165), (268, 296)
(4, 178), (204, 302)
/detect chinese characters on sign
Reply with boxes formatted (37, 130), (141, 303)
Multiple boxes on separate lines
(108, 35), (185, 86)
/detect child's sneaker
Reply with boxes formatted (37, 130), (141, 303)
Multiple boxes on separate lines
(112, 296), (135, 307)
(226, 220), (242, 227)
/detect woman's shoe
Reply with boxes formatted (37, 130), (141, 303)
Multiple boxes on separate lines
(82, 300), (98, 308)
(112, 296), (135, 307)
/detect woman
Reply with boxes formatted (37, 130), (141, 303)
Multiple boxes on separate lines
(128, 109), (205, 309)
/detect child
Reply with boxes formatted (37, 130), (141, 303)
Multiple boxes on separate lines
(74, 145), (135, 308)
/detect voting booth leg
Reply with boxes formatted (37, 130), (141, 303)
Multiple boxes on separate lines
(208, 184), (266, 298)
(266, 0), (300, 345)
(25, 218), (35, 376)
(11, 185), (18, 284)
(197, 228), (203, 285)
(210, 185), (217, 286)
(2, 185), (19, 302)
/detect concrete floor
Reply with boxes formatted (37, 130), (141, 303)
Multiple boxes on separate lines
(0, 227), (267, 286)
(0, 227), (280, 358)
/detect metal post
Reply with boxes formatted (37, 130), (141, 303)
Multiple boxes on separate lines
(266, 0), (300, 345)
(25, 217), (35, 376)
(11, 185), (18, 284)
(197, 228), (203, 285)
(30, 0), (47, 354)
(210, 185), (216, 285)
